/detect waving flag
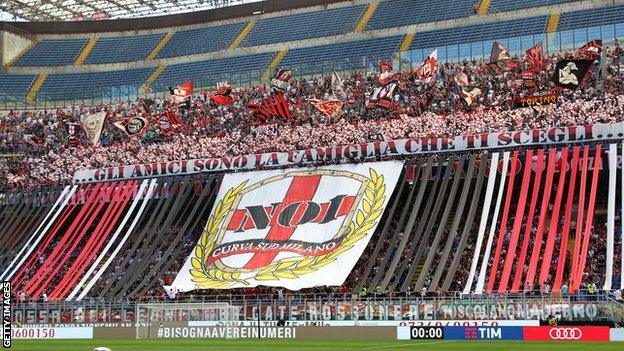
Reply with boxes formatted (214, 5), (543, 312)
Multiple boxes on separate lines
(169, 81), (193, 109)
(526, 42), (544, 72)
(576, 40), (602, 60)
(249, 92), (291, 120)
(553, 59), (592, 90)
(462, 87), (482, 106)
(80, 111), (106, 146)
(309, 99), (343, 117)
(331, 70), (347, 99)
(415, 49), (437, 83)
(270, 69), (292, 91)
(454, 71), (469, 86)
(113, 116), (149, 137)
(490, 42), (510, 63)
(206, 81), (237, 106)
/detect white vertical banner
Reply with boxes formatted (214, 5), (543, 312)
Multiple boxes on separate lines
(475, 152), (510, 294)
(605, 143), (616, 290)
(464, 152), (499, 293)
(167, 161), (403, 292)
(0, 185), (77, 280)
(621, 141), (624, 289)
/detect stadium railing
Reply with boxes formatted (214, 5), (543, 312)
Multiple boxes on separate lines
(10, 291), (623, 324)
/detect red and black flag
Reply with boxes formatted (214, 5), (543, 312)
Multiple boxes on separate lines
(489, 41), (510, 63)
(270, 69), (292, 91)
(553, 59), (592, 90)
(576, 40), (602, 60)
(64, 121), (82, 146)
(525, 42), (544, 72)
(249, 92), (291, 120)
(205, 81), (237, 106)
(169, 81), (193, 110)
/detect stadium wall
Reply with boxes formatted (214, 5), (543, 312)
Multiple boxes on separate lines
(0, 30), (32, 66)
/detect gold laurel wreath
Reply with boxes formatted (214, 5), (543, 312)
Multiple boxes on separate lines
(190, 168), (386, 288)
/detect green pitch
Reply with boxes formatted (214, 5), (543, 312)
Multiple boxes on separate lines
(6, 339), (624, 351)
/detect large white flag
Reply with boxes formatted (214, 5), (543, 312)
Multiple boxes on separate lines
(167, 161), (403, 292)
(80, 111), (106, 146)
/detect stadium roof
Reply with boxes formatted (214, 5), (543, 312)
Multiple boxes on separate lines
(0, 0), (264, 21)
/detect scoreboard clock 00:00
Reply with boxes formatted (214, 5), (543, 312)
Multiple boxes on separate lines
(409, 326), (444, 340)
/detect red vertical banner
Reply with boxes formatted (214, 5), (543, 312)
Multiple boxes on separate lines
(498, 150), (533, 292)
(487, 151), (519, 292)
(570, 146), (590, 291)
(50, 181), (139, 300)
(553, 146), (580, 292)
(31, 183), (117, 299)
(511, 149), (545, 292)
(525, 148), (557, 291)
(539, 147), (569, 285)
(573, 145), (602, 291)
(22, 183), (105, 295)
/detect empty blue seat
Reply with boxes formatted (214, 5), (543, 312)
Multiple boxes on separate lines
(368, 0), (474, 30)
(409, 16), (548, 49)
(37, 68), (154, 100)
(154, 52), (274, 88)
(157, 22), (247, 58)
(488, 0), (577, 13)
(558, 4), (624, 31)
(0, 74), (37, 94)
(280, 36), (403, 71)
(244, 5), (366, 46)
(15, 39), (88, 66)
(85, 33), (166, 64)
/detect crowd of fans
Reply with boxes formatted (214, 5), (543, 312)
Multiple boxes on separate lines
(2, 42), (624, 191)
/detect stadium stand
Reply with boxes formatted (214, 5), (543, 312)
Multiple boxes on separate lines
(243, 5), (366, 46)
(557, 4), (624, 30)
(488, 0), (578, 13)
(0, 74), (36, 94)
(366, 0), (475, 30)
(409, 16), (549, 51)
(153, 52), (274, 87)
(280, 35), (404, 72)
(84, 33), (166, 64)
(156, 22), (247, 58)
(37, 68), (155, 99)
(14, 38), (88, 66)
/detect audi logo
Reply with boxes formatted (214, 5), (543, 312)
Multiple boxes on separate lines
(549, 328), (583, 340)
